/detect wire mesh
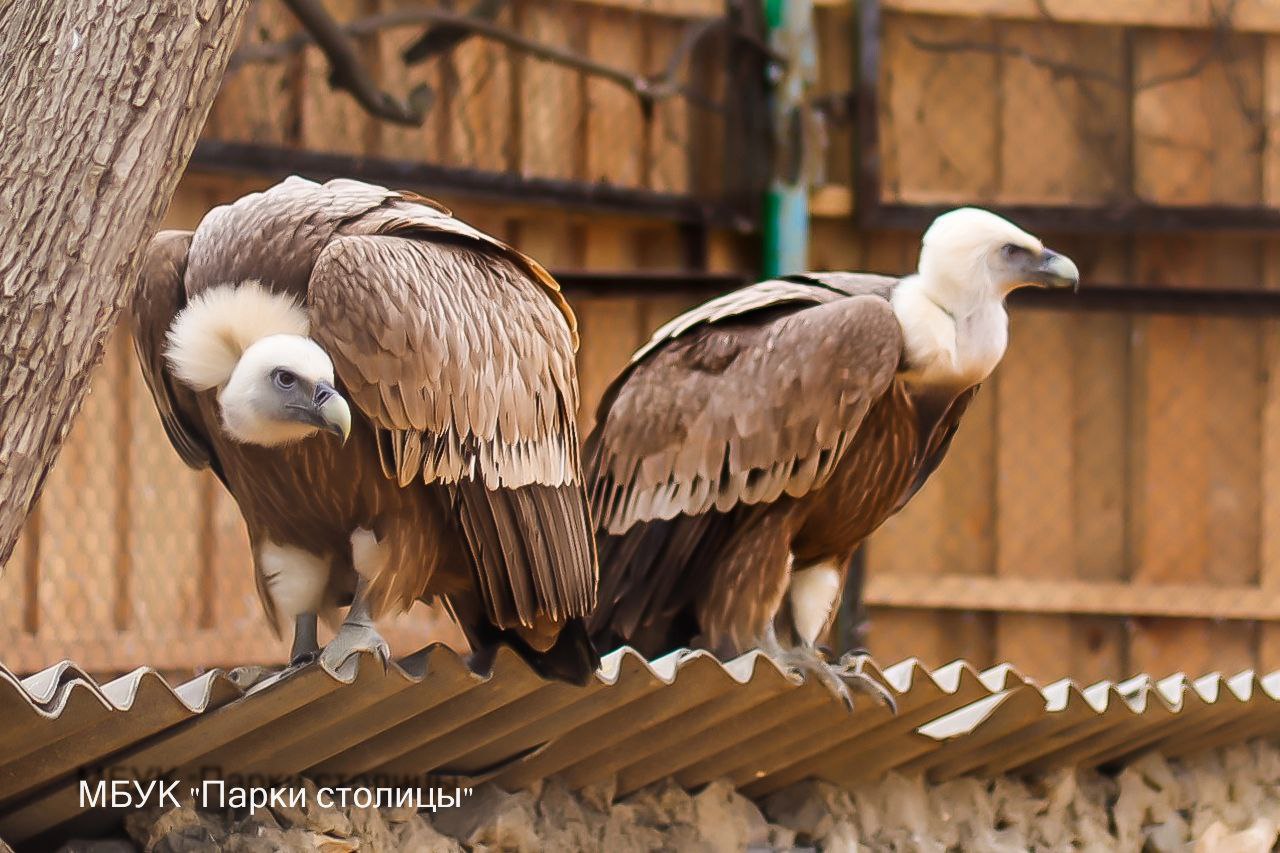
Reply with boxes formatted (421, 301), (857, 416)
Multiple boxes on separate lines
(859, 305), (1278, 686)
(865, 7), (1271, 212)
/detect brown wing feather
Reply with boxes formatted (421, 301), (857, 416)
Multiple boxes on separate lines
(131, 230), (217, 474)
(306, 219), (596, 629)
(588, 293), (905, 536)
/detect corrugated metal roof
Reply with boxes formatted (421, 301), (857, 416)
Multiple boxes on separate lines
(1, 648), (1277, 846)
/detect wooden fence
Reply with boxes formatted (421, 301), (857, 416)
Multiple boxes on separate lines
(10, 0), (1280, 686)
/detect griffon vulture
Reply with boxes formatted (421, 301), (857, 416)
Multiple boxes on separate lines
(586, 208), (1078, 706)
(133, 176), (598, 682)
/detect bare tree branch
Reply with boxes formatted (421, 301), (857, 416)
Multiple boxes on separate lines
(233, 3), (779, 121)
(279, 0), (432, 126)
(402, 0), (507, 65)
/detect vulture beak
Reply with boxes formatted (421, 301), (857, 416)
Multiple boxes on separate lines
(1029, 248), (1080, 292)
(313, 381), (352, 444)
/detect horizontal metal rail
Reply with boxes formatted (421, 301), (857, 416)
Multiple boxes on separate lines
(189, 140), (758, 229)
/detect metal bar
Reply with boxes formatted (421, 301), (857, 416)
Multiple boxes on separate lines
(1011, 284), (1280, 316)
(188, 141), (757, 229)
(865, 574), (1280, 621)
(854, 0), (884, 225)
(552, 270), (747, 297)
(557, 272), (1280, 316)
(868, 201), (1280, 235)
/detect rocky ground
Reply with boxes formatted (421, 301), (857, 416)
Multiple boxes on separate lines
(36, 739), (1280, 851)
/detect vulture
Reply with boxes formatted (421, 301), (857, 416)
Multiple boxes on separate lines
(133, 176), (598, 683)
(586, 208), (1079, 707)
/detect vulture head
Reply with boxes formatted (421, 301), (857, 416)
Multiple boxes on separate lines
(919, 207), (1079, 304)
(164, 282), (352, 447)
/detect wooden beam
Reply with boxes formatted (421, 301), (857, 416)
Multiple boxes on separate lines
(572, 0), (723, 18)
(865, 575), (1280, 621)
(877, 0), (1280, 35)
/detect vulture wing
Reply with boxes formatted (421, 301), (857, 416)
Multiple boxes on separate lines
(306, 196), (595, 629)
(131, 230), (220, 477)
(588, 277), (905, 536)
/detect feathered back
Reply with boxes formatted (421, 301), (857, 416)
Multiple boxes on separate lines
(164, 281), (310, 391)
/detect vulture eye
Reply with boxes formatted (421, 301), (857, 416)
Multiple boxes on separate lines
(1001, 243), (1032, 261)
(273, 369), (297, 390)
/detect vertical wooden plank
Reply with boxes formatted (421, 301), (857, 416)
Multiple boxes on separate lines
(705, 230), (752, 276)
(1133, 30), (1263, 205)
(585, 7), (645, 187)
(633, 225), (686, 270)
(1261, 319), (1280, 670)
(1265, 35), (1280, 208)
(517, 0), (584, 180)
(205, 0), (300, 145)
(511, 217), (581, 269)
(208, 483), (275, 664)
(641, 294), (701, 336)
(1072, 313), (1129, 582)
(1070, 312), (1130, 682)
(300, 0), (378, 155)
(814, 3), (854, 187)
(0, 511), (34, 647)
(376, 0), (446, 163)
(122, 343), (206, 669)
(582, 221), (639, 270)
(997, 21), (1126, 204)
(1257, 36), (1280, 670)
(993, 309), (1073, 683)
(686, 11), (726, 201)
(575, 217), (645, 430)
(443, 2), (515, 171)
(645, 17), (690, 193)
(1129, 314), (1260, 676)
(879, 13), (999, 204)
(34, 335), (124, 666)
(576, 298), (647, 431)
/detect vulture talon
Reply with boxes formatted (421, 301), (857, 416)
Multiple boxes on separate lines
(289, 649), (320, 669)
(772, 647), (896, 714)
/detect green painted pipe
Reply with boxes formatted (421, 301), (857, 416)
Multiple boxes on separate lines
(762, 0), (814, 279)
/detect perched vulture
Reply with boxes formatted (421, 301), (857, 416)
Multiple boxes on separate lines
(586, 208), (1078, 706)
(133, 176), (598, 682)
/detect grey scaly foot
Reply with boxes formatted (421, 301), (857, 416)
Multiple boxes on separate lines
(772, 646), (896, 713)
(320, 621), (391, 672)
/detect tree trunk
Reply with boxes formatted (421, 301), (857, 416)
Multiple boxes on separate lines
(0, 1), (248, 566)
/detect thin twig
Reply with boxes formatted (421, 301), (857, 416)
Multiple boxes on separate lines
(905, 32), (1126, 89)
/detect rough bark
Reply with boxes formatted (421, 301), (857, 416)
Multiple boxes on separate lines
(0, 1), (249, 567)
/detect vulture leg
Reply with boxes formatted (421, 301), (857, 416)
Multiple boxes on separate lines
(761, 624), (897, 713)
(320, 576), (391, 672)
(320, 529), (391, 672)
(289, 613), (321, 666)
(766, 557), (897, 713)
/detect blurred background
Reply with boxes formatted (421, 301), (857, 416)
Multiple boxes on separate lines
(4, 0), (1279, 689)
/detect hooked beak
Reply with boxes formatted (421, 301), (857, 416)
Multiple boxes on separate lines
(1029, 248), (1080, 292)
(313, 381), (351, 444)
